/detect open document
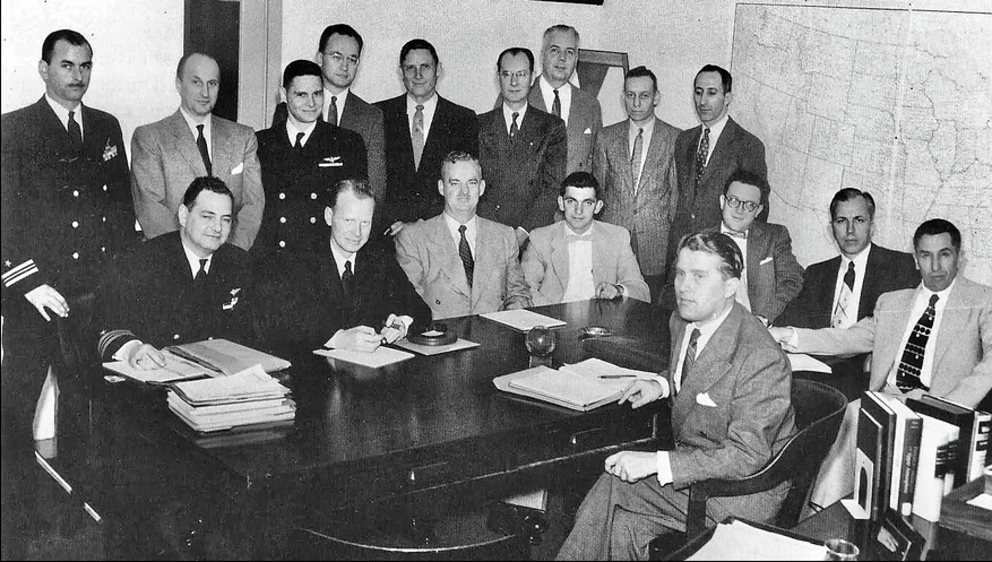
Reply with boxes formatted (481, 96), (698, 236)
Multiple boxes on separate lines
(493, 358), (656, 412)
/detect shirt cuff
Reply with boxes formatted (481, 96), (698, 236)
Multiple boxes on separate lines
(656, 450), (673, 486)
(651, 375), (670, 399)
(113, 339), (142, 362)
(787, 328), (801, 348)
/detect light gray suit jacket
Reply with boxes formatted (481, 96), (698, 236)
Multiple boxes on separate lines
(339, 92), (386, 209)
(794, 276), (992, 408)
(395, 214), (532, 319)
(594, 117), (681, 276)
(521, 220), (650, 305)
(131, 110), (264, 250)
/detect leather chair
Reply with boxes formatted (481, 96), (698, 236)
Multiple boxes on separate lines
(649, 379), (848, 559)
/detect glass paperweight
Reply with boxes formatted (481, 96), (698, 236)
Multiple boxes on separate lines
(526, 325), (556, 367)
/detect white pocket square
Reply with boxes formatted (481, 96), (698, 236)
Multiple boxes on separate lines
(583, 128), (592, 134)
(696, 392), (717, 407)
(231, 162), (244, 175)
(319, 156), (344, 168)
(760, 256), (774, 265)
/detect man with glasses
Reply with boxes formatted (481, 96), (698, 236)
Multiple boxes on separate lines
(704, 171), (803, 326)
(478, 47), (566, 247)
(522, 172), (649, 304)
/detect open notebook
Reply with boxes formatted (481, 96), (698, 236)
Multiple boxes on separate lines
(493, 359), (656, 412)
(104, 339), (291, 384)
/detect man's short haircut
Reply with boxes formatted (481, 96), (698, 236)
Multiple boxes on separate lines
(498, 47), (535, 74)
(723, 170), (768, 198)
(176, 52), (217, 80)
(318, 24), (364, 55)
(542, 24), (580, 52)
(283, 59), (322, 89)
(678, 231), (744, 280)
(625, 66), (657, 92)
(440, 150), (482, 179)
(913, 218), (962, 251)
(400, 39), (439, 66)
(560, 171), (600, 199)
(696, 64), (733, 93)
(42, 29), (91, 64)
(183, 176), (233, 208)
(829, 188), (876, 220)
(324, 178), (375, 209)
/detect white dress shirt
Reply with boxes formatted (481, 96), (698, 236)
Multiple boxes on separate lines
(560, 224), (595, 303)
(406, 93), (438, 141)
(698, 113), (729, 166)
(502, 102), (528, 136)
(832, 244), (872, 329)
(45, 94), (83, 139)
(179, 107), (212, 160)
(285, 118), (317, 147)
(887, 279), (955, 390)
(323, 87), (350, 124)
(537, 76), (572, 124)
(720, 222), (752, 312)
(628, 117), (656, 179)
(443, 212), (477, 256)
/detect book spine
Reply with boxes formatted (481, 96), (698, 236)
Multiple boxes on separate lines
(971, 413), (990, 481)
(899, 416), (923, 517)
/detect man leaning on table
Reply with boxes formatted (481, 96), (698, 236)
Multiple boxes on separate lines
(395, 151), (532, 319)
(96, 176), (252, 368)
(769, 218), (992, 511)
(558, 231), (796, 560)
(254, 177), (431, 355)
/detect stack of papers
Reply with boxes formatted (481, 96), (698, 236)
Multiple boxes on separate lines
(493, 358), (657, 412)
(167, 365), (295, 433)
(480, 309), (566, 331)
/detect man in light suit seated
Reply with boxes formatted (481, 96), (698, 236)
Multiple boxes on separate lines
(395, 151), (532, 319)
(522, 171), (650, 305)
(770, 218), (992, 510)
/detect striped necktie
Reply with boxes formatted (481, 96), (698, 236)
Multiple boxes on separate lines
(678, 328), (702, 393)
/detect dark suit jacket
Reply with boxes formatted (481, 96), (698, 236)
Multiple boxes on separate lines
(254, 239), (431, 354)
(476, 105), (566, 231)
(95, 231), (252, 361)
(594, 117), (682, 276)
(255, 121), (367, 255)
(669, 117), (766, 266)
(666, 303), (797, 516)
(777, 244), (919, 329)
(375, 94), (478, 225)
(272, 91), (386, 211)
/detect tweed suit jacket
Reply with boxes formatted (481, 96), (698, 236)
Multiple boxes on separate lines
(777, 244), (920, 329)
(594, 117), (682, 276)
(793, 276), (992, 408)
(131, 110), (264, 250)
(521, 220), (650, 305)
(395, 214), (532, 319)
(476, 105), (566, 231)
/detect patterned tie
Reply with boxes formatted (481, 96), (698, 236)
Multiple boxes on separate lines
(509, 112), (519, 141)
(194, 258), (208, 283)
(552, 89), (562, 119)
(67, 110), (83, 155)
(630, 127), (644, 191)
(831, 262), (856, 328)
(458, 225), (474, 288)
(327, 95), (338, 127)
(294, 132), (305, 149)
(694, 127), (710, 188)
(679, 328), (702, 393)
(896, 294), (938, 392)
(341, 260), (354, 301)
(724, 228), (747, 239)
(412, 104), (425, 170)
(196, 124), (212, 176)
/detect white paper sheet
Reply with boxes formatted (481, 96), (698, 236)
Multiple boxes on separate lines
(479, 309), (566, 331)
(313, 346), (414, 367)
(687, 520), (828, 560)
(787, 353), (832, 374)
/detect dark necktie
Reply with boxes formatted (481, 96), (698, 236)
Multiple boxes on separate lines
(896, 294), (939, 392)
(832, 262), (856, 328)
(694, 127), (710, 188)
(67, 110), (83, 155)
(194, 258), (208, 282)
(552, 89), (562, 119)
(196, 124), (212, 176)
(341, 260), (354, 301)
(458, 225), (474, 288)
(412, 104), (425, 170)
(630, 127), (644, 189)
(509, 112), (519, 141)
(679, 328), (702, 392)
(328, 95), (338, 127)
(294, 131), (305, 149)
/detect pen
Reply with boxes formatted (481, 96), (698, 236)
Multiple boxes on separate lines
(599, 374), (636, 379)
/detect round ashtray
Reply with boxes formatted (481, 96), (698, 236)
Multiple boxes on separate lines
(408, 323), (457, 346)
(580, 326), (614, 338)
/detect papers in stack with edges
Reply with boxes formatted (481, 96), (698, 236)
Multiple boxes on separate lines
(104, 351), (214, 384)
(313, 345), (414, 367)
(103, 338), (291, 384)
(479, 309), (566, 332)
(493, 358), (656, 412)
(167, 365), (295, 433)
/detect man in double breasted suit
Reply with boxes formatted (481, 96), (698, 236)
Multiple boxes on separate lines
(772, 219), (992, 509)
(594, 66), (681, 294)
(668, 65), (766, 270)
(477, 47), (566, 242)
(376, 39), (478, 233)
(254, 178), (429, 358)
(395, 151), (532, 319)
(256, 60), (367, 255)
(558, 232), (796, 560)
(131, 52), (264, 250)
(1, 29), (135, 559)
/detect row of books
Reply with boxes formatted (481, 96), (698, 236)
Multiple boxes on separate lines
(167, 364), (296, 433)
(855, 392), (991, 528)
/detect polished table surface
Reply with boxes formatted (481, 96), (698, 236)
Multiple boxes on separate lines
(49, 299), (673, 558)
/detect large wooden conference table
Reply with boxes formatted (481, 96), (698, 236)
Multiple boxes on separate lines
(48, 299), (674, 559)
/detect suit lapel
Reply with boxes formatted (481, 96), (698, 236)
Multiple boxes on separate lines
(931, 281), (967, 370)
(471, 219), (498, 310)
(676, 306), (742, 410)
(700, 119), (736, 187)
(528, 84), (547, 112)
(167, 111), (209, 176)
(590, 222), (607, 285)
(428, 217), (470, 298)
(637, 118), (668, 196)
(421, 96), (449, 172)
(550, 223), (570, 295)
(860, 247), (882, 319)
(746, 222), (766, 298)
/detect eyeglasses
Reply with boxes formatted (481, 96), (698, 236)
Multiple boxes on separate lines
(499, 70), (530, 81)
(725, 196), (760, 213)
